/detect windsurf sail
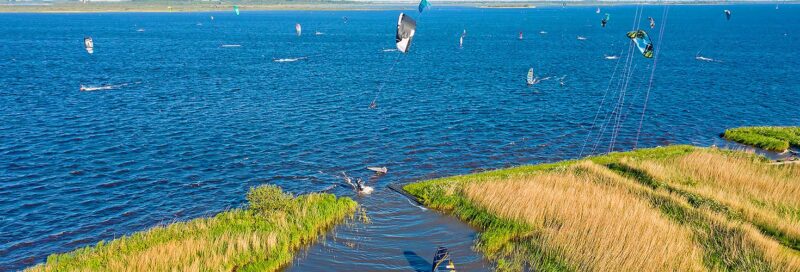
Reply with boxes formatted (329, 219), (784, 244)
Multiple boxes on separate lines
(518, 31), (523, 40)
(627, 30), (654, 58)
(526, 68), (535, 85)
(459, 35), (463, 48)
(83, 36), (94, 54)
(233, 5), (239, 15)
(601, 13), (610, 27)
(295, 23), (302, 36)
(418, 0), (431, 13)
(431, 246), (456, 272)
(723, 9), (731, 21)
(596, 7), (600, 14)
(395, 13), (417, 53)
(648, 17), (655, 29)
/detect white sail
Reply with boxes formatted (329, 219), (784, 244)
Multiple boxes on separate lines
(84, 36), (94, 54)
(526, 68), (535, 85)
(295, 23), (302, 36)
(395, 13), (417, 53)
(459, 35), (463, 48)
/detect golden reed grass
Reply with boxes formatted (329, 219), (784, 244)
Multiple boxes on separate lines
(627, 151), (800, 244)
(464, 164), (705, 272)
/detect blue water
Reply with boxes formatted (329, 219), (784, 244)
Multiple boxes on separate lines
(1, 5), (799, 270)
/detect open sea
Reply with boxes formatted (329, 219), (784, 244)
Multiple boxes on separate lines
(1, 4), (798, 271)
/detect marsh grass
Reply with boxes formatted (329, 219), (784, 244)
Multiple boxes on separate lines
(405, 145), (800, 271)
(27, 185), (357, 271)
(723, 126), (800, 152)
(464, 167), (705, 271)
(622, 150), (800, 251)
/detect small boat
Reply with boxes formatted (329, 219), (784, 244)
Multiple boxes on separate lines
(432, 246), (456, 272)
(577, 36), (587, 40)
(367, 166), (388, 174)
(539, 30), (547, 35)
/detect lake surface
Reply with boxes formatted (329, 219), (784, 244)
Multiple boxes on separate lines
(1, 5), (799, 270)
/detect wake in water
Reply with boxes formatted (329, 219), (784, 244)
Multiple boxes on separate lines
(604, 55), (620, 60)
(273, 57), (307, 63)
(79, 82), (138, 92)
(220, 44), (242, 48)
(382, 48), (398, 52)
(695, 55), (721, 62)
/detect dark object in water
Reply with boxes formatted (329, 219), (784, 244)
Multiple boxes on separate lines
(387, 183), (424, 205)
(431, 246), (456, 272)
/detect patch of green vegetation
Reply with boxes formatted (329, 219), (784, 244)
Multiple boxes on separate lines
(27, 185), (357, 272)
(723, 126), (800, 152)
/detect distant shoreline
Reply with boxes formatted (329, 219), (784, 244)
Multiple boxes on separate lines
(0, 1), (794, 13)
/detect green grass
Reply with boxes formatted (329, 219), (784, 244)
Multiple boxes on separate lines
(27, 185), (357, 272)
(404, 145), (800, 271)
(723, 126), (800, 152)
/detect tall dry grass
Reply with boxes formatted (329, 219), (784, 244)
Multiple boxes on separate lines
(464, 165), (705, 272)
(586, 158), (800, 271)
(625, 151), (800, 247)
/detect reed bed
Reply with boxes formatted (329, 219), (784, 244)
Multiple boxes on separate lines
(464, 168), (704, 271)
(624, 150), (800, 250)
(405, 145), (800, 271)
(27, 185), (357, 271)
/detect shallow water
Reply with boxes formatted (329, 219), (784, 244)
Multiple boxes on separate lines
(1, 5), (799, 270)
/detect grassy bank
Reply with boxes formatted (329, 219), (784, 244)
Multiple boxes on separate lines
(723, 126), (800, 152)
(27, 185), (357, 271)
(404, 145), (800, 271)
